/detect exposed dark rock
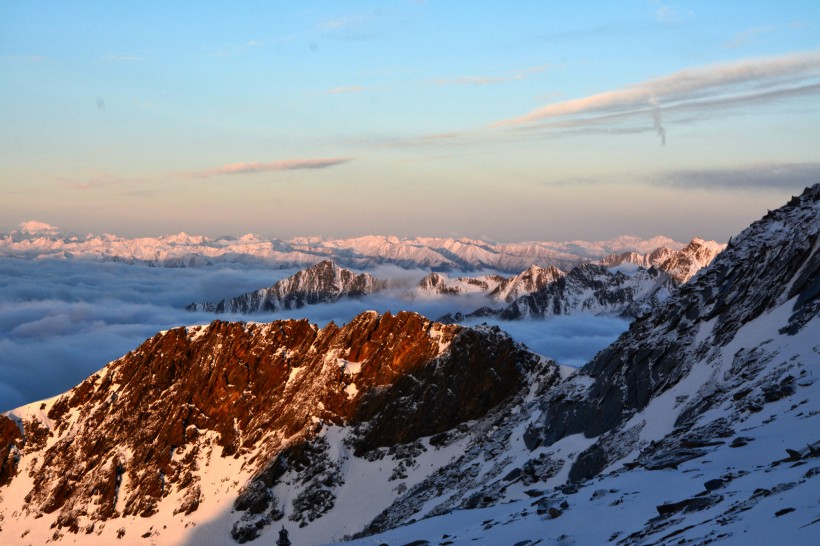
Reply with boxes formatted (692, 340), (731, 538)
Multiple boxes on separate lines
(704, 479), (725, 491)
(656, 495), (723, 516)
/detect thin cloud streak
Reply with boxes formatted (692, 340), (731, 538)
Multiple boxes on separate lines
(724, 26), (774, 49)
(52, 173), (147, 191)
(185, 158), (352, 178)
(494, 51), (820, 127)
(656, 162), (820, 192)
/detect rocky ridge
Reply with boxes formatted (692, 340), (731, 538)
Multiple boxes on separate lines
(187, 260), (388, 313)
(0, 311), (556, 544)
(342, 185), (819, 545)
(599, 237), (725, 283)
(411, 264), (564, 303)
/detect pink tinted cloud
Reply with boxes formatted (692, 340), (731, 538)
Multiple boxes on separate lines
(186, 158), (352, 178)
(494, 51), (820, 127)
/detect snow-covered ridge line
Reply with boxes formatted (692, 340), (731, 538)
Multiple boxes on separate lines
(0, 224), (689, 272)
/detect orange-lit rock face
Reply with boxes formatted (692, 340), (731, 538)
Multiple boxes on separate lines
(10, 310), (537, 534)
(0, 414), (22, 486)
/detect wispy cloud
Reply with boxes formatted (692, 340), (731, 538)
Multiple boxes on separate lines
(315, 13), (380, 41)
(185, 158), (352, 178)
(434, 65), (551, 86)
(325, 85), (366, 94)
(655, 162), (820, 192)
(52, 173), (147, 191)
(724, 26), (774, 49)
(490, 51), (820, 144)
(652, 1), (693, 24)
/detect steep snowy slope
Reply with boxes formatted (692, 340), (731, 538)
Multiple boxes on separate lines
(335, 184), (819, 545)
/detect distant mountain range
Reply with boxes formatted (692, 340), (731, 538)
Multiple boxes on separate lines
(1, 226), (701, 273)
(187, 238), (724, 320)
(1, 186), (816, 545)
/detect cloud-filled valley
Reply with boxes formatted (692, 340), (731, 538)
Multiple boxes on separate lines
(0, 257), (629, 412)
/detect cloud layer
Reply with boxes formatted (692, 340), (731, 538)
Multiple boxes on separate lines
(0, 258), (628, 412)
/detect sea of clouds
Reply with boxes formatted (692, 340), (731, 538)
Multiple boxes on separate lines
(0, 258), (629, 412)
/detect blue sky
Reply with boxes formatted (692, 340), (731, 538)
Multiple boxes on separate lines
(2, 1), (819, 241)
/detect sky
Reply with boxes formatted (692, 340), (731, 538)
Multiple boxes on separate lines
(1, 1), (819, 242)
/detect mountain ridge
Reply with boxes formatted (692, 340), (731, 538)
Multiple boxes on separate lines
(0, 227), (690, 273)
(1, 187), (816, 545)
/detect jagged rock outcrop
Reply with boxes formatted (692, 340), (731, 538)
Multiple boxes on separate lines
(0, 415), (22, 486)
(499, 264), (675, 319)
(527, 184), (819, 475)
(187, 260), (388, 313)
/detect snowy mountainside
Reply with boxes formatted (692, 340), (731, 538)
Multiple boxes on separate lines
(186, 260), (387, 313)
(0, 225), (686, 273)
(490, 264), (566, 302)
(410, 265), (564, 302)
(599, 237), (725, 283)
(424, 240), (725, 323)
(497, 264), (676, 319)
(411, 272), (507, 296)
(340, 185), (820, 546)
